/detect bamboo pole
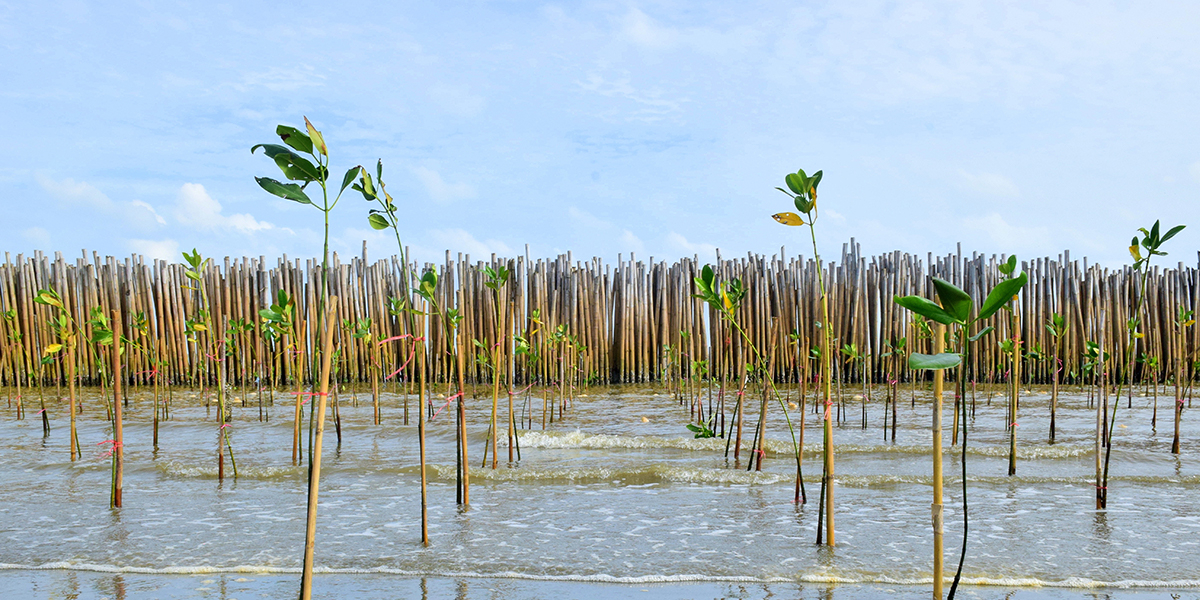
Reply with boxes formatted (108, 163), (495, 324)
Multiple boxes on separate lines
(298, 299), (337, 600)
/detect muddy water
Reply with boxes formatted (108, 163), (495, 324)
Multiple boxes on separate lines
(0, 383), (1197, 599)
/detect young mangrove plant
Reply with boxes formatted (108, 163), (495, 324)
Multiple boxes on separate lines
(34, 289), (82, 460)
(182, 249), (237, 480)
(1171, 307), (1194, 453)
(895, 266), (1028, 600)
(1098, 220), (1185, 508)
(260, 290), (301, 463)
(357, 159), (434, 541)
(1045, 312), (1068, 441)
(253, 117), (350, 599)
(771, 167), (833, 542)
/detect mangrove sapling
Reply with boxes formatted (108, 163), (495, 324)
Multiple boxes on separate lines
(1046, 313), (1068, 441)
(482, 264), (510, 468)
(1171, 308), (1194, 453)
(356, 161), (437, 538)
(895, 267), (1028, 600)
(995, 255), (1021, 476)
(3, 310), (23, 420)
(1139, 352), (1160, 428)
(260, 291), (301, 463)
(1099, 221), (1185, 509)
(771, 167), (834, 539)
(694, 266), (804, 492)
(182, 249), (236, 480)
(35, 289), (83, 460)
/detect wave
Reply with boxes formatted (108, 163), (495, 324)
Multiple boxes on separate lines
(2, 562), (1198, 589)
(155, 461), (303, 480)
(513, 430), (1096, 459)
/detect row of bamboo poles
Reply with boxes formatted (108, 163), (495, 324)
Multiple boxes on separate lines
(1, 241), (1197, 390)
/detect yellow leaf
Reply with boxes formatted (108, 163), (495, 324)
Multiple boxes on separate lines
(304, 116), (327, 156)
(193, 324), (208, 332)
(1185, 320), (1196, 327)
(1129, 245), (1141, 261)
(44, 343), (63, 355)
(772, 212), (804, 226)
(722, 290), (732, 312)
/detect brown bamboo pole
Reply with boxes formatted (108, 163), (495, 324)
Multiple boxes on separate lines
(298, 299), (337, 600)
(111, 309), (124, 508)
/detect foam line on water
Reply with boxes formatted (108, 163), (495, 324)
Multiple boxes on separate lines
(2, 563), (1198, 589)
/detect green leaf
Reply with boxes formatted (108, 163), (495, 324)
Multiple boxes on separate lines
(255, 177), (312, 205)
(341, 166), (360, 195)
(809, 170), (823, 193)
(276, 125), (313, 154)
(998, 255), (1017, 275)
(894, 294), (958, 325)
(368, 213), (390, 230)
(969, 326), (994, 342)
(785, 172), (806, 196)
(794, 197), (813, 213)
(931, 278), (972, 323)
(1160, 224), (1185, 244)
(908, 352), (961, 370)
(978, 272), (1027, 321)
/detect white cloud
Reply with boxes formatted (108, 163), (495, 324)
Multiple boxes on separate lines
(619, 229), (646, 254)
(959, 170), (1020, 197)
(127, 238), (180, 261)
(666, 232), (717, 258)
(568, 206), (612, 230)
(36, 173), (166, 232)
(22, 226), (51, 248)
(577, 74), (683, 120)
(411, 167), (476, 203)
(428, 228), (512, 258)
(172, 183), (279, 234)
(960, 212), (1050, 252)
(36, 173), (113, 210)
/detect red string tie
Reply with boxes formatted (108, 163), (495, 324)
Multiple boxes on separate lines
(430, 392), (464, 421)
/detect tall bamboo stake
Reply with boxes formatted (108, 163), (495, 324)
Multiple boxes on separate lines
(298, 299), (337, 600)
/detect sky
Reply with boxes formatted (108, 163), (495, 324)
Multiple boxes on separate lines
(2, 1), (1199, 268)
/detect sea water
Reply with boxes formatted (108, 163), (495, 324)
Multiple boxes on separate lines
(0, 383), (1196, 599)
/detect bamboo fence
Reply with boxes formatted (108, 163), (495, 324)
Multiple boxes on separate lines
(1, 241), (1196, 389)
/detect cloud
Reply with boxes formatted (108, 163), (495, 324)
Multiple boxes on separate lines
(1190, 160), (1200, 183)
(666, 232), (717, 258)
(127, 238), (180, 261)
(958, 170), (1020, 197)
(568, 206), (612, 230)
(22, 226), (51, 248)
(411, 167), (476, 203)
(36, 173), (113, 210)
(620, 229), (646, 254)
(576, 74), (683, 121)
(172, 183), (279, 234)
(428, 228), (512, 258)
(960, 212), (1050, 252)
(36, 173), (167, 232)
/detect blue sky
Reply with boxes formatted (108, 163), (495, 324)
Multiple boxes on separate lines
(3, 1), (1198, 267)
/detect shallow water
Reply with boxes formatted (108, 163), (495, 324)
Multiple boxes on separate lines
(0, 382), (1197, 599)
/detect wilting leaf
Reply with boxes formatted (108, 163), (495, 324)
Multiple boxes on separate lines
(276, 125), (313, 154)
(772, 212), (804, 226)
(305, 116), (327, 156)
